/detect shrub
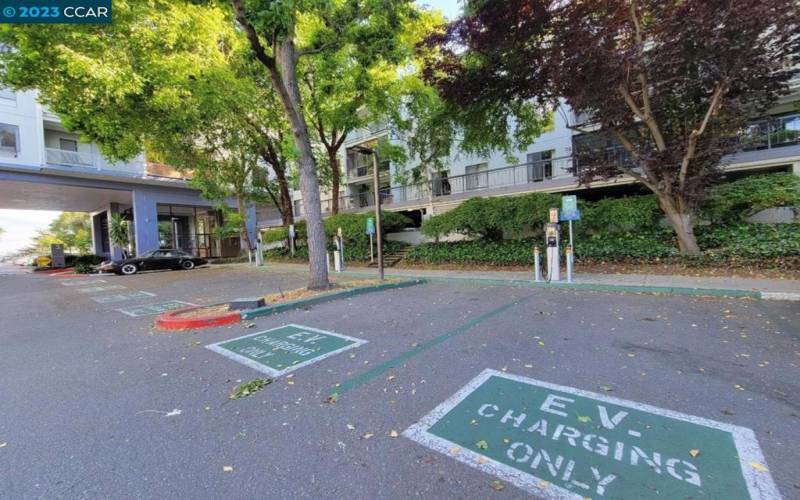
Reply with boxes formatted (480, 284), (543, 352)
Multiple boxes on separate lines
(74, 254), (104, 266)
(701, 173), (800, 223)
(579, 195), (662, 235)
(421, 192), (560, 240)
(265, 240), (408, 262)
(73, 262), (95, 274)
(696, 223), (800, 260)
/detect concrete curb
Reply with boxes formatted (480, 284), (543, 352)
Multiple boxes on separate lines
(155, 306), (242, 330)
(337, 270), (778, 300)
(241, 279), (426, 320)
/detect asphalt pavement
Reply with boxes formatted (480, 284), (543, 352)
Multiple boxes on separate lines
(1, 264), (798, 499)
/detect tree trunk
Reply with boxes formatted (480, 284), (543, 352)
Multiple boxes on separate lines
(327, 146), (341, 215)
(658, 196), (701, 254)
(272, 40), (329, 289)
(273, 162), (294, 226)
(236, 195), (254, 258)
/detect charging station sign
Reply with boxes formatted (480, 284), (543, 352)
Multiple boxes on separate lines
(561, 195), (581, 221)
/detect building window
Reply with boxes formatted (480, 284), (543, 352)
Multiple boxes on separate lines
(433, 171), (451, 197)
(0, 123), (19, 157)
(465, 162), (488, 190)
(0, 87), (16, 104)
(59, 138), (78, 152)
(527, 150), (554, 182)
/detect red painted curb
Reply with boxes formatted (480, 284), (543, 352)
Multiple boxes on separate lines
(155, 305), (241, 330)
(43, 268), (75, 275)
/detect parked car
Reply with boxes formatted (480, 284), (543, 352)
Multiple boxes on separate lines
(99, 249), (207, 275)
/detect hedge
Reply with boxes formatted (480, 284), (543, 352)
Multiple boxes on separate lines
(701, 173), (800, 223)
(265, 240), (408, 262)
(407, 223), (800, 267)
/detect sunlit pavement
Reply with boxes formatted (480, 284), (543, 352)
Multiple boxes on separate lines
(1, 264), (798, 498)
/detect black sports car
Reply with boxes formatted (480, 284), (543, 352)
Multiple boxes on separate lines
(99, 249), (207, 275)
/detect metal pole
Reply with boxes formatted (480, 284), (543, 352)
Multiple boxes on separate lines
(569, 219), (574, 271)
(566, 245), (573, 283)
(369, 233), (374, 263)
(371, 151), (384, 281)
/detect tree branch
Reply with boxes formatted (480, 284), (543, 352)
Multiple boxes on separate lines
(609, 130), (659, 192)
(679, 82), (726, 189)
(229, 0), (275, 69)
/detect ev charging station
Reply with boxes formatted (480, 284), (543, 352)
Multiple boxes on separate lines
(534, 195), (580, 283)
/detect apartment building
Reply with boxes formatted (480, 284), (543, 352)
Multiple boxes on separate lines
(0, 88), (255, 259)
(263, 88), (800, 230)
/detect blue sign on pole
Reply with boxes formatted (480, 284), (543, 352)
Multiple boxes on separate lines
(560, 209), (581, 221)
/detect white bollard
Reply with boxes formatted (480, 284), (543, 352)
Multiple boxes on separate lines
(534, 246), (542, 282)
(333, 250), (342, 272)
(566, 245), (573, 283)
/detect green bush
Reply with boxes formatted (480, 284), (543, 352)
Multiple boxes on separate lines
(73, 254), (104, 266)
(701, 173), (800, 223)
(580, 195), (662, 235)
(265, 240), (408, 262)
(696, 223), (800, 260)
(73, 262), (95, 274)
(421, 193), (560, 240)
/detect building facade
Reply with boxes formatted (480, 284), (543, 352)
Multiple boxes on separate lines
(263, 87), (800, 230)
(0, 88), (255, 259)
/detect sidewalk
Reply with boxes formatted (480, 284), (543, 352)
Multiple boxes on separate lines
(256, 262), (800, 300)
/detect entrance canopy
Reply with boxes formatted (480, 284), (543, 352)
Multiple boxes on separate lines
(0, 179), (131, 212)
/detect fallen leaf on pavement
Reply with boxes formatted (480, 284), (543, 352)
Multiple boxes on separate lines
(346, 424), (355, 430)
(491, 480), (505, 491)
(689, 449), (700, 458)
(362, 432), (374, 440)
(750, 462), (769, 473)
(577, 415), (591, 423)
(0, 442), (6, 448)
(476, 440), (489, 450)
(449, 446), (462, 455)
(389, 430), (399, 438)
(223, 465), (234, 472)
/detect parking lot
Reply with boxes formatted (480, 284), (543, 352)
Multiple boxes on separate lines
(1, 264), (799, 499)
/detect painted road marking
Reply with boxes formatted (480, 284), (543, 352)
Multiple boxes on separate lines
(404, 369), (779, 500)
(75, 285), (126, 293)
(116, 300), (195, 317)
(60, 278), (107, 286)
(206, 324), (367, 377)
(91, 291), (157, 304)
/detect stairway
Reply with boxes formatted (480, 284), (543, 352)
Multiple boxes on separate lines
(367, 246), (410, 268)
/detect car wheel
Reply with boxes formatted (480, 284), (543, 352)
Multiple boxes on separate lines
(120, 263), (138, 275)
(181, 260), (195, 270)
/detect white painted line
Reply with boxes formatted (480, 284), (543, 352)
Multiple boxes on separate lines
(205, 323), (368, 378)
(403, 369), (781, 500)
(60, 279), (107, 286)
(115, 300), (196, 317)
(761, 292), (800, 302)
(91, 291), (157, 304)
(75, 285), (126, 293)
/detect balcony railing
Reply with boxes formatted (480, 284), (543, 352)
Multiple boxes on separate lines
(45, 147), (97, 168)
(736, 114), (800, 151)
(291, 155), (574, 218)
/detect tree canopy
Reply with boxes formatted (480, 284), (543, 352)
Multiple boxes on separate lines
(425, 0), (800, 252)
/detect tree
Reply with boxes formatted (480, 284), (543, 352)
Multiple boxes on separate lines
(228, 0), (417, 288)
(0, 1), (296, 253)
(108, 213), (131, 258)
(27, 212), (92, 254)
(426, 0), (800, 253)
(299, 8), (432, 214)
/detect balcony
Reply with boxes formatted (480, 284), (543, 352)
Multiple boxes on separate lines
(289, 155), (574, 219)
(45, 147), (97, 168)
(736, 114), (800, 151)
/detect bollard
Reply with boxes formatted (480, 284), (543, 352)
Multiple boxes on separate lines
(333, 250), (342, 272)
(566, 245), (573, 283)
(534, 246), (542, 282)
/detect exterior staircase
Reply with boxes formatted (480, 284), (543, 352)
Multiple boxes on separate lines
(367, 246), (410, 268)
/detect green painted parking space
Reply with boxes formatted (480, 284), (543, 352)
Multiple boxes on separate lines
(116, 300), (194, 317)
(92, 291), (156, 304)
(206, 324), (367, 377)
(76, 285), (126, 293)
(404, 369), (779, 499)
